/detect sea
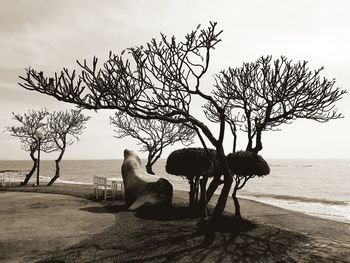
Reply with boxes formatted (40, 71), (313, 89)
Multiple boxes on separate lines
(1, 159), (349, 224)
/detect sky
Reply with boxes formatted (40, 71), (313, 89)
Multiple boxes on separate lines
(0, 0), (349, 160)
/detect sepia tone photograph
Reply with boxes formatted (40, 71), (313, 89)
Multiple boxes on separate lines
(0, 0), (349, 262)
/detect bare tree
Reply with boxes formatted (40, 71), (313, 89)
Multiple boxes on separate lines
(19, 22), (236, 218)
(110, 111), (195, 174)
(5, 109), (55, 185)
(205, 55), (347, 216)
(46, 109), (90, 186)
(213, 56), (346, 152)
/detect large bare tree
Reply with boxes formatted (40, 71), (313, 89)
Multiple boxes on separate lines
(19, 22), (236, 218)
(46, 109), (90, 186)
(110, 111), (195, 174)
(6, 109), (55, 185)
(205, 55), (347, 216)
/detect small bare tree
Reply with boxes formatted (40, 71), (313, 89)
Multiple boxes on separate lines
(6, 109), (89, 186)
(110, 111), (195, 174)
(205, 55), (347, 216)
(5, 109), (55, 185)
(46, 109), (90, 186)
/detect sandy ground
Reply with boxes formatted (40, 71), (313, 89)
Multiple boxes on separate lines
(0, 184), (349, 262)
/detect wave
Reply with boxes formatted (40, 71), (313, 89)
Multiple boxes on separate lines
(0, 169), (29, 173)
(244, 193), (349, 206)
(56, 178), (91, 185)
(270, 164), (323, 168)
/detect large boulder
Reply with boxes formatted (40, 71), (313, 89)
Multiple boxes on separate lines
(121, 149), (173, 210)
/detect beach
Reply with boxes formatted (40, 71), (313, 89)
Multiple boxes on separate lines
(2, 158), (350, 224)
(1, 183), (349, 262)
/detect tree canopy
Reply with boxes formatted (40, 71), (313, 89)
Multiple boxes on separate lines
(46, 109), (90, 185)
(6, 109), (89, 185)
(6, 109), (54, 184)
(205, 56), (347, 153)
(111, 111), (195, 174)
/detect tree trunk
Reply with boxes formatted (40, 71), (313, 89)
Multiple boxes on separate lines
(47, 160), (60, 186)
(206, 176), (223, 203)
(189, 177), (196, 208)
(212, 145), (233, 218)
(199, 175), (209, 218)
(232, 187), (241, 218)
(146, 151), (161, 175)
(145, 162), (155, 175)
(21, 151), (37, 185)
(47, 148), (65, 186)
(194, 175), (200, 204)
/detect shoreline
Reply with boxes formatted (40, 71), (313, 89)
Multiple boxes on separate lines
(2, 158), (349, 225)
(1, 183), (350, 262)
(2, 182), (350, 232)
(3, 179), (350, 225)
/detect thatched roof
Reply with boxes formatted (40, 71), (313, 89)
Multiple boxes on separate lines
(227, 150), (270, 176)
(166, 147), (218, 177)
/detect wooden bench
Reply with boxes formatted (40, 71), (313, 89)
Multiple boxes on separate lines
(113, 178), (125, 199)
(0, 172), (11, 188)
(93, 176), (124, 201)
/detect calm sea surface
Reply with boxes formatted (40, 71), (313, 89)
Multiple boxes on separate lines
(1, 159), (349, 223)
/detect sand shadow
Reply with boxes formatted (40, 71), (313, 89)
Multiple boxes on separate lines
(134, 205), (202, 221)
(121, 217), (307, 263)
(80, 204), (127, 213)
(36, 211), (310, 263)
(198, 215), (256, 233)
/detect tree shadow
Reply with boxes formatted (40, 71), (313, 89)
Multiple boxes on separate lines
(36, 212), (311, 263)
(196, 215), (257, 246)
(80, 204), (127, 213)
(134, 205), (202, 221)
(198, 215), (256, 233)
(115, 215), (308, 263)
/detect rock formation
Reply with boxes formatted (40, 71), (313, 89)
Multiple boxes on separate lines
(121, 149), (173, 210)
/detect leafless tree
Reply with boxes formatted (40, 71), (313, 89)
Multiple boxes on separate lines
(19, 22), (236, 218)
(110, 111), (195, 174)
(205, 55), (347, 216)
(46, 109), (90, 186)
(5, 109), (55, 185)
(6, 109), (89, 186)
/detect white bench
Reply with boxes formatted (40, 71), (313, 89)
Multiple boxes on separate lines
(93, 176), (124, 201)
(0, 172), (11, 187)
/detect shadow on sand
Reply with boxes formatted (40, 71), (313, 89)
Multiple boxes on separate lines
(117, 214), (308, 263)
(79, 204), (127, 213)
(134, 205), (202, 221)
(38, 206), (311, 262)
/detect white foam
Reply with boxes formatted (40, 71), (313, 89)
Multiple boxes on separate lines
(241, 195), (350, 224)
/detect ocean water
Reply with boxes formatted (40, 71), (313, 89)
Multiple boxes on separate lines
(1, 158), (349, 223)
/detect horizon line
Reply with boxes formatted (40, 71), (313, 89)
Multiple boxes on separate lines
(0, 157), (349, 161)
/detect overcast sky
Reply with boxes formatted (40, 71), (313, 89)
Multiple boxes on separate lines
(1, 0), (349, 160)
